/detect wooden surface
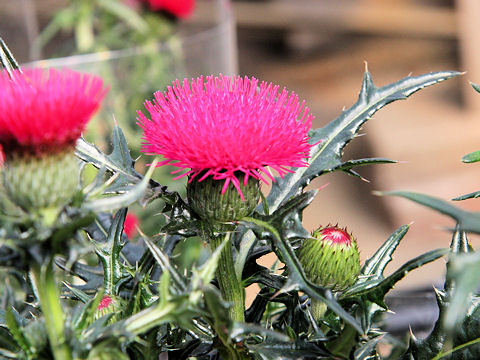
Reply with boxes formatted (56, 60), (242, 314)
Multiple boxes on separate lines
(234, 0), (456, 38)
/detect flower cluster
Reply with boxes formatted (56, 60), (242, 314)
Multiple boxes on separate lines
(0, 68), (107, 157)
(138, 75), (314, 198)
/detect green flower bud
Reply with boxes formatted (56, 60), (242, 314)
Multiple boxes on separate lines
(297, 225), (360, 292)
(187, 172), (260, 224)
(2, 151), (79, 223)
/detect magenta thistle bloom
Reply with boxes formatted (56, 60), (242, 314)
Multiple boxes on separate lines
(138, 75), (314, 199)
(0, 68), (107, 156)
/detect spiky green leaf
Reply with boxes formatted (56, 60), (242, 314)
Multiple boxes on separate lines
(453, 191), (480, 201)
(144, 237), (187, 293)
(379, 191), (480, 234)
(4, 309), (29, 355)
(354, 336), (384, 360)
(76, 127), (137, 182)
(444, 252), (480, 331)
(93, 208), (128, 295)
(471, 82), (480, 94)
(361, 224), (409, 278)
(266, 70), (461, 212)
(462, 150), (480, 164)
(0, 38), (21, 79)
(343, 248), (448, 306)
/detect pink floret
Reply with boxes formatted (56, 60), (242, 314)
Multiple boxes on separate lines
(97, 295), (114, 311)
(320, 226), (353, 246)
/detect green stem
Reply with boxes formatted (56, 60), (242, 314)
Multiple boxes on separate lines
(210, 232), (245, 322)
(31, 260), (72, 360)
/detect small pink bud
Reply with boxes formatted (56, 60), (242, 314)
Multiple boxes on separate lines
(94, 295), (119, 322)
(97, 296), (114, 311)
(124, 213), (139, 239)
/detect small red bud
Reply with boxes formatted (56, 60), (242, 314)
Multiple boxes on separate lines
(124, 213), (139, 239)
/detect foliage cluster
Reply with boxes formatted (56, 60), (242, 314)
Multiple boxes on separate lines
(2, 37), (480, 359)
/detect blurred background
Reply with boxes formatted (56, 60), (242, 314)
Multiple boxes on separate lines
(1, 0), (480, 292)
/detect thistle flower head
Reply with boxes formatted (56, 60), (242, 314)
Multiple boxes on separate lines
(0, 68), (107, 157)
(138, 75), (314, 199)
(0, 68), (106, 221)
(143, 0), (195, 18)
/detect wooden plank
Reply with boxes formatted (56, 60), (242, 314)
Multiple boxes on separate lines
(233, 1), (457, 39)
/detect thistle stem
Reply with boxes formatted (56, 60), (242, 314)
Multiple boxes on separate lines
(209, 231), (245, 322)
(30, 260), (72, 360)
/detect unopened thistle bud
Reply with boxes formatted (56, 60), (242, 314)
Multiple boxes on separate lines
(94, 295), (119, 321)
(297, 225), (360, 292)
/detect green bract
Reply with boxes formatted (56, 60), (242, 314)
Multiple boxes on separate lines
(3, 151), (79, 223)
(187, 172), (260, 224)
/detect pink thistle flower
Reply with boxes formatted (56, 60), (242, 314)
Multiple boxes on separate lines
(124, 213), (139, 239)
(142, 0), (195, 18)
(138, 75), (314, 199)
(0, 68), (107, 157)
